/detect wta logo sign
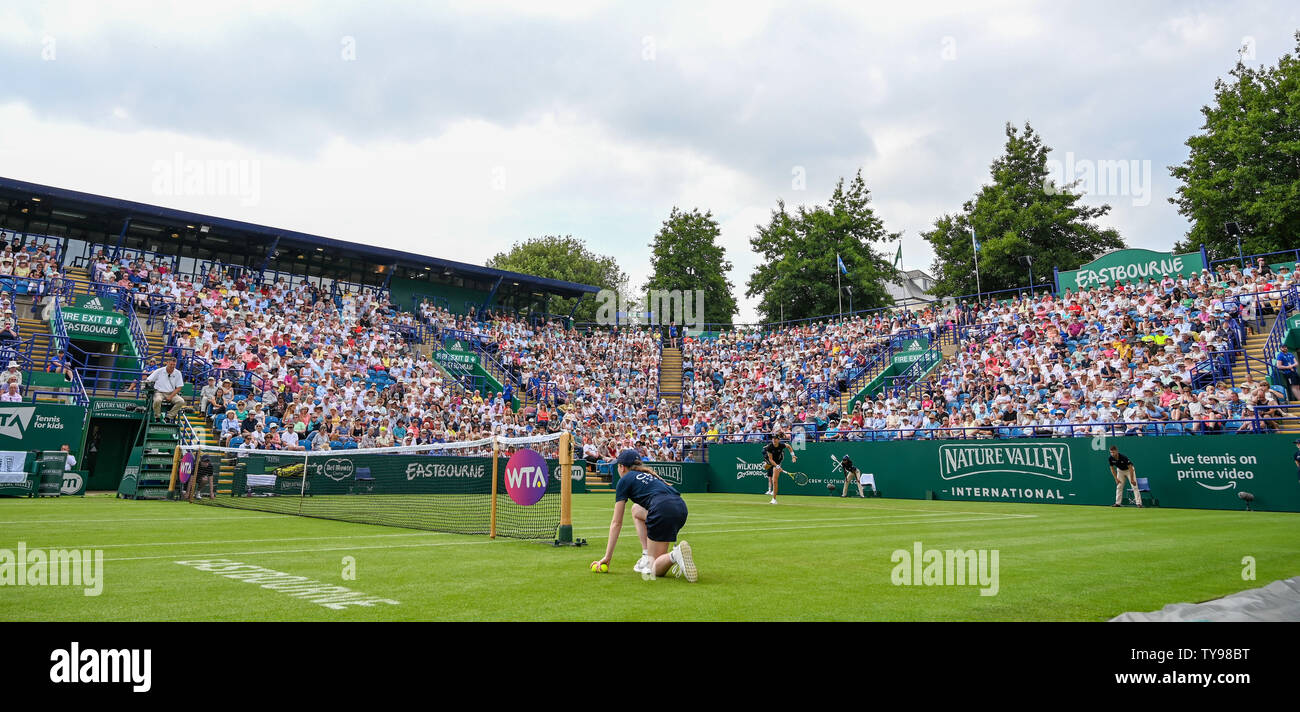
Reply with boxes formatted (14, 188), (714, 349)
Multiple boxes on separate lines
(504, 449), (549, 506)
(0, 407), (35, 440)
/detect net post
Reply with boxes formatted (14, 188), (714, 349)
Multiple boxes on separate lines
(489, 436), (499, 539)
(556, 432), (574, 544)
(299, 450), (310, 513)
(168, 445), (182, 499)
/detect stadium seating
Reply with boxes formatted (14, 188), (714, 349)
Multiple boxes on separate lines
(8, 231), (1300, 464)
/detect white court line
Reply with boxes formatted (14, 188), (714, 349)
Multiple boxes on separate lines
(22, 531), (458, 550)
(696, 498), (1041, 518)
(84, 514), (1024, 563)
(0, 515), (296, 525)
(15, 511), (1008, 550)
(576, 515), (1027, 537)
(104, 538), (510, 563)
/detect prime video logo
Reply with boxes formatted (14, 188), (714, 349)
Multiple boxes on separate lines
(49, 643), (151, 692)
(890, 542), (999, 596)
(151, 151), (261, 207)
(1043, 151), (1151, 207)
(595, 289), (703, 329)
(0, 542), (103, 596)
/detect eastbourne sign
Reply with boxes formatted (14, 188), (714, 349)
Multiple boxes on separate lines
(62, 309), (128, 340)
(1057, 248), (1206, 292)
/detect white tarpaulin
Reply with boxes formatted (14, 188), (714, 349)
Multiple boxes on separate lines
(1111, 576), (1300, 622)
(0, 450), (26, 483)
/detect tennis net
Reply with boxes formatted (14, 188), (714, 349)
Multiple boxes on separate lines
(179, 433), (571, 540)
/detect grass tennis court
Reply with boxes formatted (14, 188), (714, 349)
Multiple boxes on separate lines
(1, 494), (1297, 621)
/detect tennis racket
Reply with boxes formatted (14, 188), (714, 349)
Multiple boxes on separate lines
(783, 470), (809, 485)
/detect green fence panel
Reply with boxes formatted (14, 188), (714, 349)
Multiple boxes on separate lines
(707, 435), (1300, 512)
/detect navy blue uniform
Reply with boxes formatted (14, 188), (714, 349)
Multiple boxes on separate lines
(615, 469), (689, 543)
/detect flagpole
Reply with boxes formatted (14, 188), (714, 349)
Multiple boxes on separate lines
(971, 228), (981, 297)
(836, 253), (843, 321)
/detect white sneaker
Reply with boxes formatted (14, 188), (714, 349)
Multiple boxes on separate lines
(769, 498), (777, 505)
(764, 489), (773, 496)
(670, 541), (698, 583)
(633, 554), (652, 574)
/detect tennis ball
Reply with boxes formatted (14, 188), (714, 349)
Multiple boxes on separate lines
(591, 562), (607, 573)
(600, 563), (608, 573)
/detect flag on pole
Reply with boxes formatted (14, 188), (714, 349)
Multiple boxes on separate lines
(836, 254), (848, 275)
(893, 243), (902, 270)
(971, 228), (980, 253)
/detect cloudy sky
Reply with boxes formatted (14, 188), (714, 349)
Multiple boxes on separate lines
(1, 1), (1296, 321)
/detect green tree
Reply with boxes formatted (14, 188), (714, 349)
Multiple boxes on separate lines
(486, 235), (628, 322)
(643, 207), (738, 327)
(746, 170), (897, 323)
(923, 122), (1124, 297)
(1170, 32), (1300, 260)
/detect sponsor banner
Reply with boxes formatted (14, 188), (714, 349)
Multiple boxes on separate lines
(60, 470), (86, 496)
(608, 461), (710, 493)
(179, 452), (194, 484)
(0, 404), (87, 453)
(71, 294), (114, 311)
(233, 453), (564, 497)
(571, 459), (587, 495)
(62, 308), (128, 342)
(1057, 248), (1207, 293)
(706, 436), (1300, 511)
(504, 448), (549, 506)
(90, 398), (146, 420)
(0, 451), (34, 497)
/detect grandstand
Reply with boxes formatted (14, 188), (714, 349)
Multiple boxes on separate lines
(2, 175), (1300, 502)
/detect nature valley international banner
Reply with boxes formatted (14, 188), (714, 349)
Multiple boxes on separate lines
(607, 461), (710, 493)
(1057, 248), (1206, 293)
(707, 435), (1300, 512)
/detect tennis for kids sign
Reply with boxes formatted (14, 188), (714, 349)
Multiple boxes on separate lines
(504, 448), (549, 506)
(1057, 248), (1206, 292)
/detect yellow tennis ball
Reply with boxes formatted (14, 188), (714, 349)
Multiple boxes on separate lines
(600, 563), (608, 573)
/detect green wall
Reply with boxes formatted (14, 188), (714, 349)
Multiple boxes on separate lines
(390, 277), (493, 316)
(707, 436), (1300, 512)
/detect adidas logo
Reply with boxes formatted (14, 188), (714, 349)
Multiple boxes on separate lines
(81, 297), (105, 311)
(0, 407), (35, 440)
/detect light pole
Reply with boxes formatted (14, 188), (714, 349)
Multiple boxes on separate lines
(1225, 221), (1243, 266)
(1020, 255), (1035, 295)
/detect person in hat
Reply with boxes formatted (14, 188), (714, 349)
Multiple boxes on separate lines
(590, 448), (697, 582)
(1, 360), (21, 387)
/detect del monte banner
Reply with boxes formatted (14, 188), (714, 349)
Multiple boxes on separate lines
(1057, 248), (1206, 293)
